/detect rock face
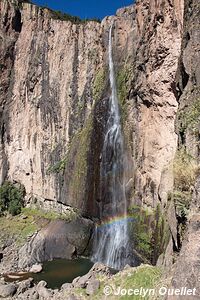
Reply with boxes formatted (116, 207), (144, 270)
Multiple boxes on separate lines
(167, 215), (200, 299)
(18, 218), (93, 268)
(129, 0), (184, 209)
(166, 0), (200, 297)
(0, 0), (188, 265)
(0, 0), (103, 217)
(0, 282), (17, 298)
(0, 0), (183, 215)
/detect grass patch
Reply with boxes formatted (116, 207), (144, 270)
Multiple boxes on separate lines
(93, 265), (162, 300)
(0, 206), (78, 247)
(22, 207), (77, 222)
(173, 148), (198, 191)
(0, 215), (37, 246)
(178, 98), (200, 135)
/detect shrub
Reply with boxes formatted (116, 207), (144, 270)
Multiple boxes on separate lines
(173, 148), (198, 191)
(47, 158), (67, 174)
(178, 98), (200, 135)
(0, 182), (25, 216)
(171, 190), (191, 218)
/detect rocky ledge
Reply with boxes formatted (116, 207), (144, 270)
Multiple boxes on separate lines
(0, 263), (161, 300)
(0, 211), (93, 275)
(18, 218), (93, 270)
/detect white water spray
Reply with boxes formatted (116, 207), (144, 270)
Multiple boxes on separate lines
(92, 21), (129, 270)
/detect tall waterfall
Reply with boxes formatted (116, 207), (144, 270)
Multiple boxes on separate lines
(92, 21), (129, 270)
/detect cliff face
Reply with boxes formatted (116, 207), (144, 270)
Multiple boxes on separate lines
(0, 0), (136, 217)
(0, 0), (183, 214)
(129, 0), (183, 208)
(166, 0), (200, 296)
(0, 0), (186, 263)
(0, 1), (103, 213)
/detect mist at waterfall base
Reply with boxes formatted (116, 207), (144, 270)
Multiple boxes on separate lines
(91, 23), (133, 270)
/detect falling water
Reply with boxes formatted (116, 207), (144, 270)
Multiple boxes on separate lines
(92, 21), (129, 270)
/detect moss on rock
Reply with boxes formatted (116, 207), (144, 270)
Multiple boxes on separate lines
(128, 205), (170, 265)
(92, 68), (107, 102)
(63, 116), (94, 208)
(116, 64), (132, 125)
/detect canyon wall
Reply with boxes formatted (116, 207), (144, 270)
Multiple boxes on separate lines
(166, 0), (200, 297)
(0, 0), (186, 263)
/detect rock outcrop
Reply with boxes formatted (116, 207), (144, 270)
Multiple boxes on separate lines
(166, 0), (200, 297)
(18, 218), (93, 269)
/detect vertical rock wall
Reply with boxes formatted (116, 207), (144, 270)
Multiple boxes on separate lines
(0, 0), (184, 226)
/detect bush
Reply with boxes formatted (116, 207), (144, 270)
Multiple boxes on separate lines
(173, 148), (198, 191)
(178, 98), (200, 135)
(0, 182), (25, 216)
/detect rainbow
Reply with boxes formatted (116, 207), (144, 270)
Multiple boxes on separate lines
(96, 214), (134, 229)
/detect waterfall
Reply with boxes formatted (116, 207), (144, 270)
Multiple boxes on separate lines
(91, 21), (129, 270)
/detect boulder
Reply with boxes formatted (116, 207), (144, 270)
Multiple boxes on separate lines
(72, 273), (92, 289)
(0, 283), (17, 298)
(18, 218), (93, 268)
(19, 288), (39, 300)
(17, 278), (33, 294)
(86, 279), (100, 295)
(61, 283), (73, 290)
(89, 262), (112, 276)
(30, 264), (43, 273)
(37, 286), (52, 299)
(37, 281), (47, 288)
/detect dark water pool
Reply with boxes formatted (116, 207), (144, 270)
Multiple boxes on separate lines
(5, 258), (94, 289)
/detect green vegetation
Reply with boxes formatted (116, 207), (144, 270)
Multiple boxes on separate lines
(42, 7), (100, 24)
(179, 98), (200, 135)
(173, 147), (198, 191)
(22, 207), (77, 222)
(0, 214), (37, 246)
(112, 265), (161, 300)
(65, 265), (162, 300)
(16, 0), (100, 23)
(128, 205), (170, 264)
(169, 147), (200, 246)
(94, 265), (161, 300)
(0, 182), (25, 216)
(116, 64), (132, 123)
(0, 205), (78, 247)
(47, 157), (67, 174)
(168, 191), (190, 219)
(171, 147), (199, 241)
(66, 117), (93, 199)
(92, 68), (107, 102)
